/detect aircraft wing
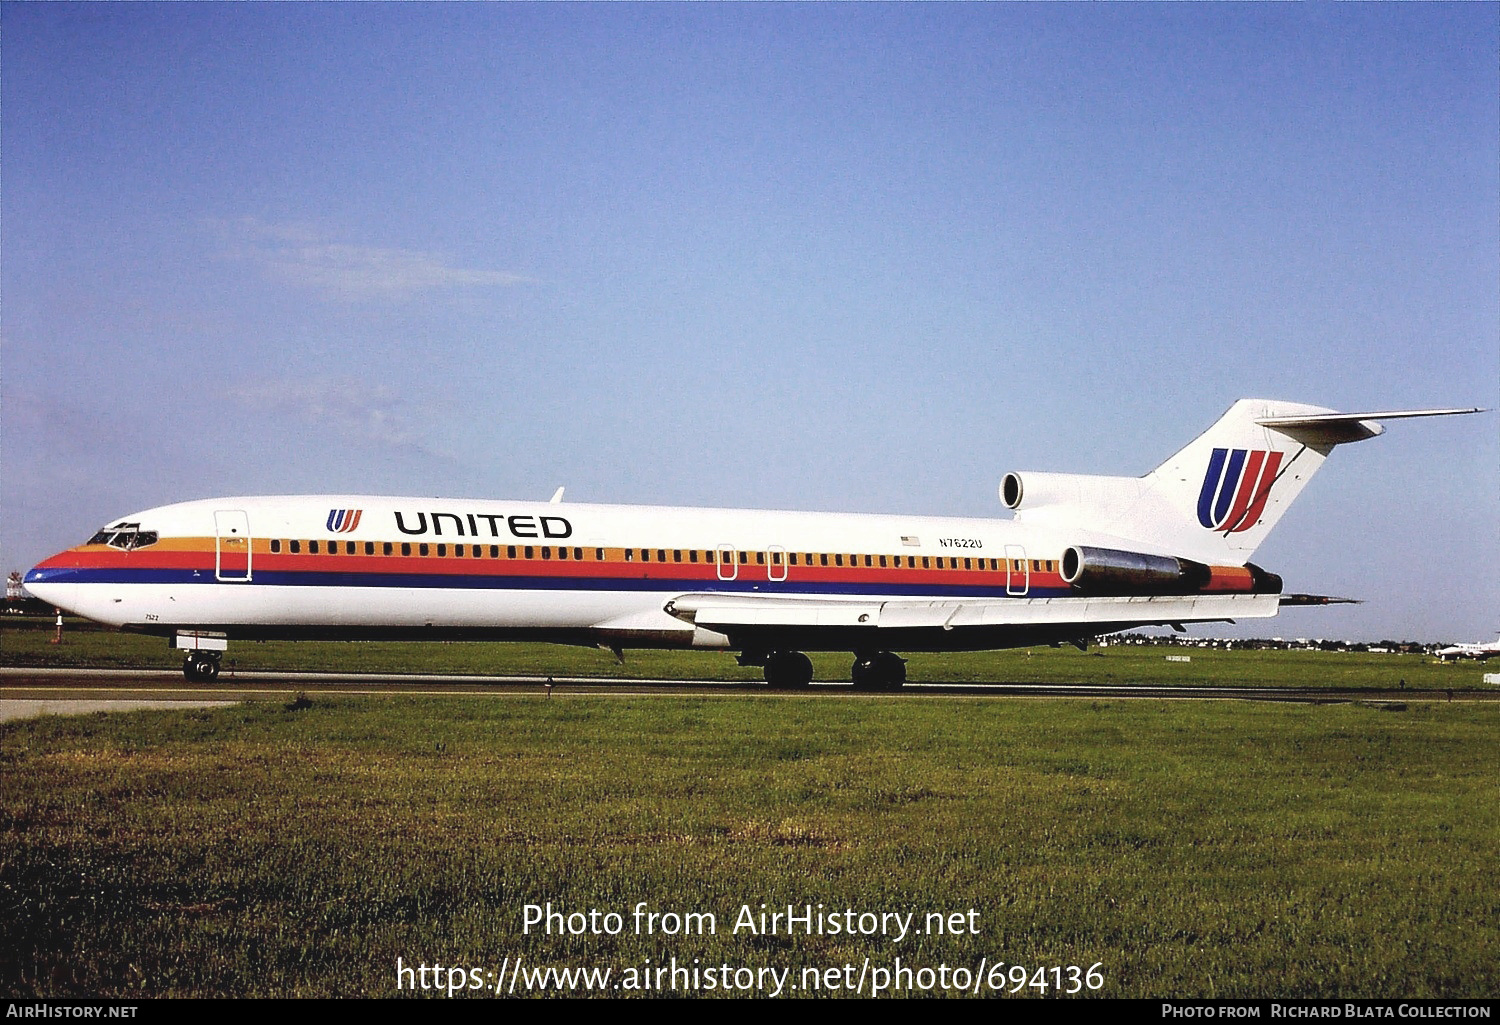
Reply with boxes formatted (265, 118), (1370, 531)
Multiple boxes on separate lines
(664, 591), (1282, 636)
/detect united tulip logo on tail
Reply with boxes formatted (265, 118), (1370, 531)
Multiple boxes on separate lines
(327, 509), (363, 533)
(1196, 449), (1282, 533)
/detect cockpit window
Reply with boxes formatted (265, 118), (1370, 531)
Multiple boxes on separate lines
(87, 523), (158, 550)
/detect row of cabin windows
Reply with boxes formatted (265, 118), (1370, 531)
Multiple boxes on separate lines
(270, 539), (603, 560)
(265, 537), (1058, 574)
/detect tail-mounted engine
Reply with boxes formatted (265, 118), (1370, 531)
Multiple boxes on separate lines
(1060, 545), (1282, 597)
(1001, 471), (1144, 514)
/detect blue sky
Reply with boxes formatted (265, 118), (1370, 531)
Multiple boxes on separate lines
(3, 3), (1496, 641)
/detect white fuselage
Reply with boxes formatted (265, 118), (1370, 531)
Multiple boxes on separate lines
(24, 494), (1280, 654)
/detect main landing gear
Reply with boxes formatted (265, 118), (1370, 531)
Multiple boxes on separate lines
(183, 651), (221, 682)
(750, 649), (908, 690)
(762, 651), (814, 690)
(851, 651), (906, 692)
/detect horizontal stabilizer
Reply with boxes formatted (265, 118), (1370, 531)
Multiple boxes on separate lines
(1257, 407), (1484, 446)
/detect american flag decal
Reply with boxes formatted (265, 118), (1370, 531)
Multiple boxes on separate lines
(901, 536), (921, 547)
(326, 509), (363, 534)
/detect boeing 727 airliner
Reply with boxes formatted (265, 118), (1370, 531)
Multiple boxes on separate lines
(24, 400), (1481, 688)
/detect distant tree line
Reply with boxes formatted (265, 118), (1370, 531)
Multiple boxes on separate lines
(1111, 633), (1450, 654)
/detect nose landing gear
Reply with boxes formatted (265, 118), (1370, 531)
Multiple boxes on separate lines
(183, 651), (221, 681)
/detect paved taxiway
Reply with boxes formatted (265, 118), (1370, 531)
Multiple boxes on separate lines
(1, 667), (1492, 711)
(0, 698), (238, 722)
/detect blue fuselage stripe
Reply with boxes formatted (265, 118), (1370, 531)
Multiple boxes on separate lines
(25, 566), (1072, 600)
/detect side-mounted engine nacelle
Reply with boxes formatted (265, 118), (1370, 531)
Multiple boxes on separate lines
(1060, 545), (1283, 597)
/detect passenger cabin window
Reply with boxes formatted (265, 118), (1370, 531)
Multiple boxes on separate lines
(270, 539), (282, 553)
(310, 541), (320, 554)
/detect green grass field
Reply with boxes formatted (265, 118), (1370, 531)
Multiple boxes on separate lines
(1, 694), (1495, 998)
(3, 618), (1492, 690)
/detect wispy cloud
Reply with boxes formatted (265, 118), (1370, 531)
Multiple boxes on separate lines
(219, 218), (536, 298)
(228, 377), (421, 448)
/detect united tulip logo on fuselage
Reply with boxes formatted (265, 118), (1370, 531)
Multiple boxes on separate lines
(1196, 448), (1281, 533)
(327, 509), (362, 533)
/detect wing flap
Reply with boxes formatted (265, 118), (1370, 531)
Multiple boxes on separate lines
(667, 595), (883, 630)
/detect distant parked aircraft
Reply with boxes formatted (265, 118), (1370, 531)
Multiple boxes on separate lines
(1435, 635), (1500, 662)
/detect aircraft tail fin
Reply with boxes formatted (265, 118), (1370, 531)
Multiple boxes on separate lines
(1004, 400), (1482, 565)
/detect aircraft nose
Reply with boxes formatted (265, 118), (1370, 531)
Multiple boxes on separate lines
(23, 564), (64, 604)
(24, 559), (79, 587)
(23, 555), (94, 614)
